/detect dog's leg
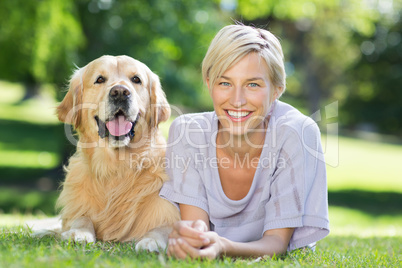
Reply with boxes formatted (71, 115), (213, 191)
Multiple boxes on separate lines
(27, 216), (62, 238)
(61, 216), (96, 243)
(135, 225), (172, 252)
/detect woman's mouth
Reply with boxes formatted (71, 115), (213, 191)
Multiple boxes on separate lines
(225, 110), (253, 122)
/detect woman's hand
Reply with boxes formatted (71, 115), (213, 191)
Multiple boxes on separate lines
(168, 205), (226, 259)
(178, 231), (226, 260)
(167, 220), (225, 260)
(168, 222), (226, 260)
(169, 220), (209, 248)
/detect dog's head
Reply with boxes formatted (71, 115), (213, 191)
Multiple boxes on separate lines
(57, 55), (170, 148)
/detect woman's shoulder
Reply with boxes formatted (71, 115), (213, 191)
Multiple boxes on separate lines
(272, 101), (319, 133)
(170, 111), (216, 131)
(168, 111), (216, 146)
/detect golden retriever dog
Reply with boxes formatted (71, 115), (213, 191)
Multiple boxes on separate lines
(54, 55), (179, 251)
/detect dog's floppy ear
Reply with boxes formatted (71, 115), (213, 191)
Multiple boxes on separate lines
(149, 72), (170, 128)
(57, 68), (83, 129)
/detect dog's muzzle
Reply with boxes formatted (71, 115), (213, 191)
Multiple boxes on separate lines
(94, 85), (139, 141)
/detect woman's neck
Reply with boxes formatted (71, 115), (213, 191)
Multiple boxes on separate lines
(216, 117), (269, 160)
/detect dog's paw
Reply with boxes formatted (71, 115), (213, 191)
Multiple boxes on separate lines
(61, 229), (96, 243)
(135, 237), (166, 252)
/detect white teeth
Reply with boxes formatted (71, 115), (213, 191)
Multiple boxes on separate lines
(227, 110), (251, 118)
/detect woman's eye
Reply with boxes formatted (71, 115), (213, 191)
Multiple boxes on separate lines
(220, 82), (230, 87)
(248, 83), (259, 87)
(131, 76), (141, 84)
(95, 75), (106, 84)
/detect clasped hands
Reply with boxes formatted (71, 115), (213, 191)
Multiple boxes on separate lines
(167, 220), (225, 260)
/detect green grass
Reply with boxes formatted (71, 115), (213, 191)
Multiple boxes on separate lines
(1, 204), (401, 267)
(329, 206), (402, 237)
(0, 81), (59, 124)
(0, 188), (58, 215)
(325, 135), (402, 192)
(0, 150), (59, 169)
(0, 223), (400, 267)
(0, 82), (69, 185)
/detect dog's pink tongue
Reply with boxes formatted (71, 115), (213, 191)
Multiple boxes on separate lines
(106, 115), (133, 136)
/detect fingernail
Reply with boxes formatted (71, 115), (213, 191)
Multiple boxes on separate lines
(177, 238), (183, 244)
(199, 235), (209, 243)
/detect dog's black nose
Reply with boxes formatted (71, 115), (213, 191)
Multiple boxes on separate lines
(109, 85), (131, 102)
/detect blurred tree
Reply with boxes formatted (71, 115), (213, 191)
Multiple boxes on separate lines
(344, 19), (402, 136)
(0, 0), (84, 98)
(72, 0), (226, 108)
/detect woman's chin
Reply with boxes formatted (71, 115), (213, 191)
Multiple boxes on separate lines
(218, 116), (267, 139)
(222, 126), (252, 138)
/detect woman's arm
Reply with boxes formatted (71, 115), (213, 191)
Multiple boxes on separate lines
(220, 228), (295, 258)
(179, 204), (210, 229)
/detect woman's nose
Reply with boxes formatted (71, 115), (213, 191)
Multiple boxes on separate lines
(230, 86), (246, 107)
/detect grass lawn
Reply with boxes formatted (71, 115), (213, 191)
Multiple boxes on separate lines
(1, 199), (401, 267)
(324, 135), (402, 192)
(0, 218), (401, 267)
(0, 81), (401, 266)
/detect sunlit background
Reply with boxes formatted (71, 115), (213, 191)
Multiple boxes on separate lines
(0, 0), (401, 244)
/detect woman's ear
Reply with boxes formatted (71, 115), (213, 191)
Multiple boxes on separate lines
(272, 86), (283, 101)
(56, 68), (83, 129)
(149, 72), (170, 128)
(273, 89), (279, 100)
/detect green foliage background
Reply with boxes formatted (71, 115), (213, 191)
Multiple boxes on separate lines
(0, 0), (83, 90)
(1, 0), (401, 134)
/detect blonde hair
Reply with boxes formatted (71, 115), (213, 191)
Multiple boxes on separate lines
(202, 24), (286, 97)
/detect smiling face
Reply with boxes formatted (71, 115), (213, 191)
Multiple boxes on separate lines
(57, 55), (170, 148)
(209, 52), (278, 137)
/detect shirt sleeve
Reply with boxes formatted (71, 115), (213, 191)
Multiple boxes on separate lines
(159, 116), (209, 214)
(263, 118), (330, 251)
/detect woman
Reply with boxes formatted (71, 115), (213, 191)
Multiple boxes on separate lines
(160, 24), (329, 259)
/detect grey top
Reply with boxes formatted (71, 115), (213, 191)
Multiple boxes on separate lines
(160, 101), (330, 250)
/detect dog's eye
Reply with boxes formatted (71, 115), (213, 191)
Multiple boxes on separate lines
(131, 76), (141, 84)
(95, 75), (106, 84)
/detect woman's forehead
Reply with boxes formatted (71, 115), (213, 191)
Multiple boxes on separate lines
(221, 53), (269, 78)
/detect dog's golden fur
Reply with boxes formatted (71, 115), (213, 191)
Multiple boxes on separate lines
(55, 55), (179, 248)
